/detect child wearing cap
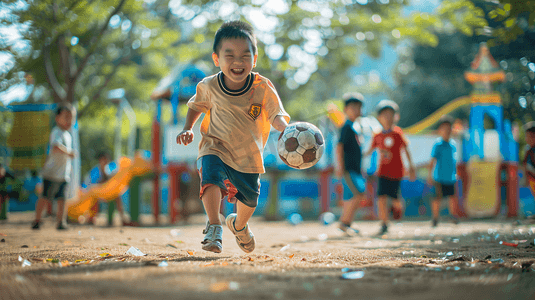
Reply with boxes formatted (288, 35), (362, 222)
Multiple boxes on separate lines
(364, 100), (415, 235)
(335, 92), (366, 235)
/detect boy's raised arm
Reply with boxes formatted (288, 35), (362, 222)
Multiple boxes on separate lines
(427, 158), (436, 185)
(52, 145), (75, 158)
(176, 108), (203, 146)
(272, 115), (289, 132)
(335, 144), (345, 178)
(363, 145), (375, 157)
(403, 145), (416, 181)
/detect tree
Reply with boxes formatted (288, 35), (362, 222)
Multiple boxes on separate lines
(1, 0), (179, 117)
(391, 0), (535, 128)
(155, 0), (468, 120)
(484, 0), (535, 47)
(1, 0), (185, 174)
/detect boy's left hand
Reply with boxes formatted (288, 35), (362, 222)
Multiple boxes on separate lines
(409, 166), (416, 182)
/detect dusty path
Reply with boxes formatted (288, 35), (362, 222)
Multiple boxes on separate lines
(1, 212), (534, 300)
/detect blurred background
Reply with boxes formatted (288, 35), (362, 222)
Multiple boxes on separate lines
(0, 0), (534, 221)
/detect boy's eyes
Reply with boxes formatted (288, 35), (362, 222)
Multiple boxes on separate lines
(225, 54), (251, 58)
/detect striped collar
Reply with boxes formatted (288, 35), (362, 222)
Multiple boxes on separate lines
(217, 72), (254, 96)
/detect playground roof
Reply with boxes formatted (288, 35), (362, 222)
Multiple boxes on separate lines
(150, 64), (206, 102)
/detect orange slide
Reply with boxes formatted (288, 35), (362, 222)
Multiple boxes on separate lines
(67, 152), (152, 223)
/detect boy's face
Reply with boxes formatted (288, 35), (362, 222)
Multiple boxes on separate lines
(98, 156), (109, 168)
(377, 108), (395, 130)
(212, 38), (257, 90)
(438, 123), (452, 140)
(344, 102), (362, 121)
(56, 109), (74, 131)
(526, 131), (535, 147)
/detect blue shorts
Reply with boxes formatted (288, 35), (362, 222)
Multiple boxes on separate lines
(42, 179), (67, 201)
(342, 171), (366, 200)
(197, 155), (260, 208)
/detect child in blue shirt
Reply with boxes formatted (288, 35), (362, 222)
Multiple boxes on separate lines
(427, 116), (458, 227)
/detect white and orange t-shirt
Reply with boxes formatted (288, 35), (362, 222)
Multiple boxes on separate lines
(187, 72), (290, 174)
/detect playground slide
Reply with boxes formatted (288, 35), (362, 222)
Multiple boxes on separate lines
(67, 152), (152, 222)
(403, 96), (471, 134)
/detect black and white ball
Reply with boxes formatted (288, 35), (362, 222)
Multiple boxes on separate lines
(277, 122), (325, 169)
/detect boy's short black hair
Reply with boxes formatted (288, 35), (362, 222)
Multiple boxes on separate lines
(213, 20), (257, 55)
(438, 115), (454, 127)
(96, 151), (111, 160)
(523, 121), (535, 133)
(56, 103), (74, 116)
(376, 99), (399, 115)
(343, 92), (364, 107)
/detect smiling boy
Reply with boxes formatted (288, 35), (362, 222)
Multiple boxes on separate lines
(176, 21), (290, 253)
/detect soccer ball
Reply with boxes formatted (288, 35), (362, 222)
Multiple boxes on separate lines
(277, 122), (325, 169)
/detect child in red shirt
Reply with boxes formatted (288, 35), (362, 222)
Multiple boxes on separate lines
(365, 100), (415, 235)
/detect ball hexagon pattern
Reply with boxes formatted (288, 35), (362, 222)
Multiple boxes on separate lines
(277, 122), (325, 169)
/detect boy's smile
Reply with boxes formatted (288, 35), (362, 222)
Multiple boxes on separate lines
(213, 38), (257, 90)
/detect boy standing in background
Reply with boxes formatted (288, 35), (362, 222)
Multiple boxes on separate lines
(32, 104), (76, 230)
(336, 93), (366, 235)
(365, 100), (415, 235)
(427, 116), (458, 227)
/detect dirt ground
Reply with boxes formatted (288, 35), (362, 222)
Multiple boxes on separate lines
(1, 212), (534, 300)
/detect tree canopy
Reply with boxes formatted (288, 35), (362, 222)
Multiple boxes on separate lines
(1, 0), (533, 173)
(392, 0), (535, 128)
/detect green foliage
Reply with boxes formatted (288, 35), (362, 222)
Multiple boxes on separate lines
(485, 0), (535, 46)
(7, 0), (526, 174)
(438, 0), (487, 36)
(166, 0), (457, 120)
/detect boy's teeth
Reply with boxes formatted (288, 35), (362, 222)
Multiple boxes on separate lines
(233, 69), (244, 72)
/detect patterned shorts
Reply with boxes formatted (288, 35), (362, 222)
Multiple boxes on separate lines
(197, 155), (260, 208)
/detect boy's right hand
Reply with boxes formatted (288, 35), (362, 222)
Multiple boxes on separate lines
(426, 175), (433, 186)
(335, 166), (344, 179)
(176, 130), (194, 146)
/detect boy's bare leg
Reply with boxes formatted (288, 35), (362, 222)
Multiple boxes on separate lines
(200, 185), (223, 253)
(202, 185), (222, 225)
(226, 199), (256, 253)
(339, 195), (360, 225)
(448, 196), (459, 224)
(56, 199), (65, 224)
(234, 200), (255, 231)
(391, 198), (403, 220)
(34, 198), (49, 222)
(377, 196), (388, 225)
(46, 201), (53, 216)
(432, 198), (440, 220)
(448, 196), (456, 217)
